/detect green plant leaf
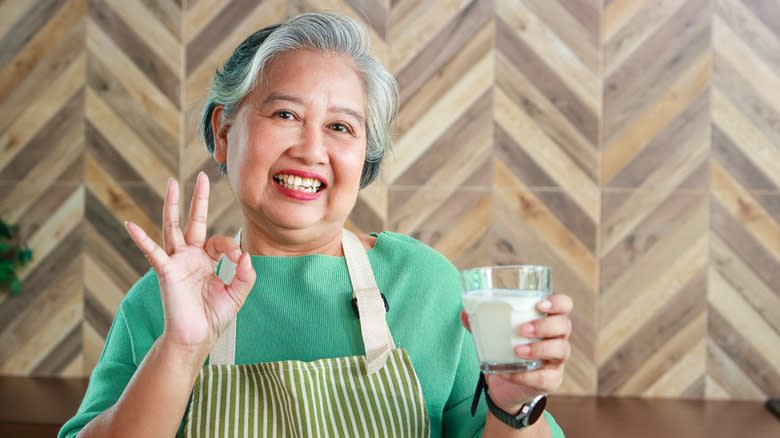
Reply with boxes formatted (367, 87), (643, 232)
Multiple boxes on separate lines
(17, 247), (32, 265)
(0, 221), (11, 239)
(10, 275), (21, 295)
(0, 242), (11, 254)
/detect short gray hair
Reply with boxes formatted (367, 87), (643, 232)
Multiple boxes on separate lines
(201, 11), (399, 188)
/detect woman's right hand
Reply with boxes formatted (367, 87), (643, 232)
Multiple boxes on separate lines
(125, 172), (256, 356)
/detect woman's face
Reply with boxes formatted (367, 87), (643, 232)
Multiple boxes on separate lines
(215, 49), (367, 245)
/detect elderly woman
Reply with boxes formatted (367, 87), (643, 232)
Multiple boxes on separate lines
(60, 11), (572, 438)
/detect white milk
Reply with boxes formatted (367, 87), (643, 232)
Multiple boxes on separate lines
(462, 288), (548, 366)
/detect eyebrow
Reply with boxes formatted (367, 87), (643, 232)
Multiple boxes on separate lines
(262, 92), (366, 127)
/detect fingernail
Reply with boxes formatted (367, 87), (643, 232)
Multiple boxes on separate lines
(522, 324), (536, 337)
(516, 345), (531, 357)
(539, 300), (552, 311)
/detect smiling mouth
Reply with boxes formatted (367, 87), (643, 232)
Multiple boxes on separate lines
(273, 173), (324, 193)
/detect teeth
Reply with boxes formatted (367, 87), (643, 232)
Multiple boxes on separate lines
(274, 174), (323, 193)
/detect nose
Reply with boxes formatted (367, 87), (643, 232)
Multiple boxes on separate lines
(288, 121), (328, 165)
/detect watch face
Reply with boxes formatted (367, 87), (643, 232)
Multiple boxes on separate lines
(525, 395), (547, 426)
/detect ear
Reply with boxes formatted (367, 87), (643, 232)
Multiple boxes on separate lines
(211, 105), (230, 165)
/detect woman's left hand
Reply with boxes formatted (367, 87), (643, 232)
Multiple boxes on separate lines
(460, 293), (574, 413)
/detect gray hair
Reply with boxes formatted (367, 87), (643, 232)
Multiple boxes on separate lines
(201, 11), (399, 188)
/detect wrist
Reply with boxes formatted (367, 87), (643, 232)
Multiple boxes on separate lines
(155, 336), (210, 376)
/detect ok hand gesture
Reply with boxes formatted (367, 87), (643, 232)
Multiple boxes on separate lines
(125, 172), (256, 356)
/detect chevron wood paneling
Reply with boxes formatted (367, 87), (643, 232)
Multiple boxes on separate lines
(0, 0), (85, 377)
(1, 0), (779, 404)
(82, 0), (180, 373)
(598, 0), (711, 398)
(492, 0), (600, 395)
(709, 0), (780, 401)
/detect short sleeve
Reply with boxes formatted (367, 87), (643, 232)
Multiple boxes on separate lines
(58, 309), (137, 438)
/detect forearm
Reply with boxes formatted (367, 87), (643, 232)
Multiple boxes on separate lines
(482, 412), (552, 438)
(78, 338), (207, 438)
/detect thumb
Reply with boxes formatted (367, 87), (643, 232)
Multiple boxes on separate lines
(226, 252), (256, 307)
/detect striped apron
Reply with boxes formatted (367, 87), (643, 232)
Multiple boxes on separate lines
(183, 230), (430, 437)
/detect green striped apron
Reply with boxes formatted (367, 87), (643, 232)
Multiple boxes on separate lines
(183, 230), (430, 437)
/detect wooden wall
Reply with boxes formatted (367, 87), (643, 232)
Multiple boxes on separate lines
(0, 0), (778, 401)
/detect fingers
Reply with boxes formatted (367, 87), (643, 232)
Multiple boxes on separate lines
(185, 172), (210, 248)
(515, 338), (571, 362)
(125, 221), (169, 271)
(204, 235), (242, 262)
(538, 294), (573, 315)
(518, 314), (572, 340)
(225, 252), (256, 306)
(499, 363), (565, 392)
(460, 311), (471, 332)
(162, 178), (186, 254)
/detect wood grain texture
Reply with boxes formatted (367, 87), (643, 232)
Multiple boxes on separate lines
(1, 0), (779, 404)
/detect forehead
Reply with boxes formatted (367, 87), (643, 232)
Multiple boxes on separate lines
(253, 49), (366, 106)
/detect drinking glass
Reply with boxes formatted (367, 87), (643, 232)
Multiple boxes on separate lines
(461, 265), (551, 373)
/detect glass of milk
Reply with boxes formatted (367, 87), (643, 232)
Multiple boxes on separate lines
(461, 265), (551, 373)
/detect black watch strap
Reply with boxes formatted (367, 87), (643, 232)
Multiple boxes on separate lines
(470, 372), (548, 429)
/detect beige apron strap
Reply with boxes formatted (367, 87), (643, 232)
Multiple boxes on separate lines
(342, 229), (395, 375)
(209, 232), (240, 365)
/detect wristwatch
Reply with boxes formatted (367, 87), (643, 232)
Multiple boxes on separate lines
(471, 372), (548, 429)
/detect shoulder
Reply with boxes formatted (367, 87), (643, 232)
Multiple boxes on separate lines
(370, 231), (460, 282)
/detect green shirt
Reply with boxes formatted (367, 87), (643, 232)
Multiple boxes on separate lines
(60, 231), (563, 437)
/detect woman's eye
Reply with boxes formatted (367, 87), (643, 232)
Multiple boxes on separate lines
(275, 111), (294, 120)
(330, 123), (351, 134)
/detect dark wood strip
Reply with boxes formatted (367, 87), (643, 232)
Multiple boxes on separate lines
(496, 125), (596, 252)
(606, 89), (709, 189)
(84, 188), (151, 277)
(598, 269), (707, 394)
(497, 19), (598, 145)
(346, 0), (388, 39)
(600, 191), (707, 290)
(348, 195), (384, 234)
(84, 288), (114, 338)
(395, 0), (492, 104)
(708, 340), (765, 399)
(497, 54), (597, 180)
(31, 323), (81, 376)
(186, 0), (264, 75)
(711, 198), (780, 299)
(87, 0), (181, 109)
(742, 0), (780, 41)
(0, 0), (68, 68)
(712, 125), (777, 191)
(140, 0), (182, 40)
(0, 90), (84, 182)
(0, 220), (81, 335)
(394, 89), (492, 190)
(709, 305), (780, 395)
(556, 0), (600, 42)
(680, 375), (706, 399)
(604, 0), (710, 140)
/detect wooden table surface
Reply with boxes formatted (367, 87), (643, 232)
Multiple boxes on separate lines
(1, 376), (778, 437)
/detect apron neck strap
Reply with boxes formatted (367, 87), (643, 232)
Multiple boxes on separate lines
(209, 229), (395, 374)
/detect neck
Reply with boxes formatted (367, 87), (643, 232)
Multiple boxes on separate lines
(240, 222), (345, 256)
